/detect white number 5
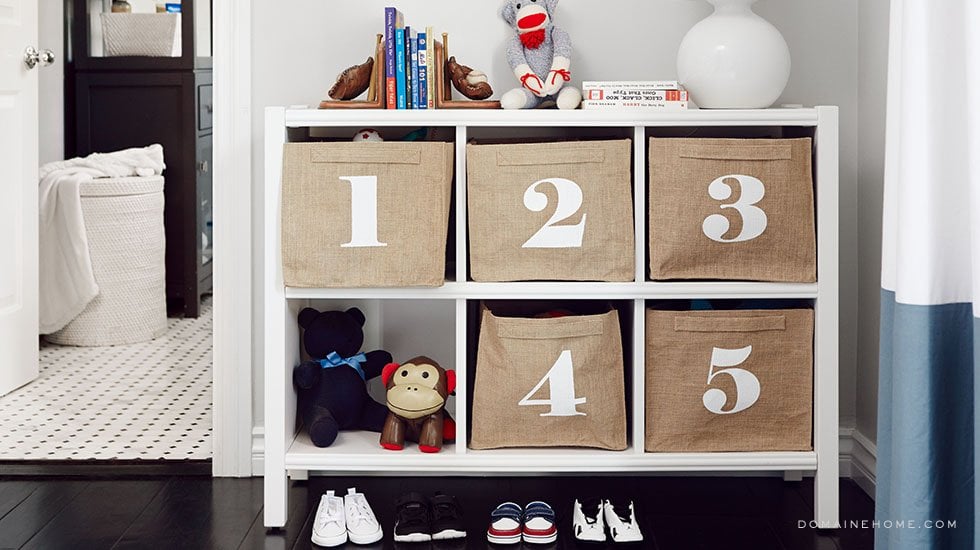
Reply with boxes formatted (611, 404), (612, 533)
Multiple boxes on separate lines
(702, 175), (768, 243)
(702, 346), (761, 415)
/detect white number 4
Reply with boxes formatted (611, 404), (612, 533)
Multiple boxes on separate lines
(702, 346), (761, 415)
(519, 350), (587, 417)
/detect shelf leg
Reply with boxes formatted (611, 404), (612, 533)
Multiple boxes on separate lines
(264, 467), (288, 528)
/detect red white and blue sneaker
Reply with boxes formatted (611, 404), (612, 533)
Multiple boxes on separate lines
(486, 502), (523, 545)
(522, 501), (558, 545)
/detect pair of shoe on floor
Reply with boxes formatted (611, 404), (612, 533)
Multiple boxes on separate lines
(394, 491), (467, 542)
(311, 488), (383, 547)
(573, 498), (643, 543)
(487, 501), (558, 545)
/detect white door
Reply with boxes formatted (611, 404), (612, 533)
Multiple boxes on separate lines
(0, 0), (40, 396)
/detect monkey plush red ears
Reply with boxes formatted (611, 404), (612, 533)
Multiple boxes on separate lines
(382, 360), (456, 394)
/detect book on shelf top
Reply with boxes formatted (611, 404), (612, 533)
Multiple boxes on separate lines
(582, 80), (682, 90)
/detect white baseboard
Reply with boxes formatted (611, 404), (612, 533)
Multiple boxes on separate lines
(251, 423), (879, 497)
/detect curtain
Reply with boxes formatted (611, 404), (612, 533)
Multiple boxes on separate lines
(876, 0), (980, 548)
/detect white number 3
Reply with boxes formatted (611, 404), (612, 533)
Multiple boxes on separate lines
(703, 346), (761, 415)
(519, 350), (587, 417)
(702, 175), (768, 243)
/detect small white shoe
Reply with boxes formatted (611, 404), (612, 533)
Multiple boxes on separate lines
(603, 499), (643, 543)
(572, 498), (606, 543)
(344, 487), (383, 545)
(311, 491), (347, 548)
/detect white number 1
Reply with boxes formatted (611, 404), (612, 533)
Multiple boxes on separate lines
(702, 346), (761, 415)
(339, 176), (387, 248)
(519, 350), (587, 416)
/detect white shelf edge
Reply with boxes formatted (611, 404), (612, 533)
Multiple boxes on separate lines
(285, 282), (819, 300)
(284, 108), (820, 128)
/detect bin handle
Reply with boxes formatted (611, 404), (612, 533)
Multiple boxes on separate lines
(677, 142), (793, 162)
(496, 148), (605, 167)
(310, 148), (422, 165)
(497, 316), (605, 340)
(673, 315), (786, 333)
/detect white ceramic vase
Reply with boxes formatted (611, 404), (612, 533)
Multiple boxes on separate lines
(677, 0), (791, 109)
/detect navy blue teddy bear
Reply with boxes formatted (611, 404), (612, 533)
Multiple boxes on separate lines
(293, 307), (392, 447)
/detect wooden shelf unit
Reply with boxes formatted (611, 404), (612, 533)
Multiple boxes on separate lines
(263, 106), (840, 528)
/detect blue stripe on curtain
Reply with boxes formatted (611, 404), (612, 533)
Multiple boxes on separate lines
(876, 289), (976, 549)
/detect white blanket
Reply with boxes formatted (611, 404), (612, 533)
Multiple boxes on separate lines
(39, 145), (166, 334)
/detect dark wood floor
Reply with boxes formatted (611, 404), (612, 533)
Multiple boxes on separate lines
(0, 475), (873, 550)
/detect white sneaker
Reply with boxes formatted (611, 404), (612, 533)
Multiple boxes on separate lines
(311, 491), (347, 547)
(344, 487), (384, 545)
(603, 499), (643, 543)
(572, 498), (606, 543)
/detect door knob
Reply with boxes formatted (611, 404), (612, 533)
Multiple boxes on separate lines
(24, 47), (56, 70)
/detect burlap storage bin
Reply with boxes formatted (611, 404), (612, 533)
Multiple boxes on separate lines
(645, 308), (814, 452)
(648, 138), (816, 282)
(467, 140), (634, 282)
(281, 142), (454, 288)
(47, 176), (167, 347)
(471, 302), (628, 450)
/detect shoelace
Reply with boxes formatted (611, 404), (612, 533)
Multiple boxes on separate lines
(431, 499), (459, 522)
(347, 496), (374, 527)
(316, 499), (343, 530)
(397, 502), (429, 525)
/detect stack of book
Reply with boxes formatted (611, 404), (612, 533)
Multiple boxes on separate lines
(581, 81), (692, 111)
(385, 7), (435, 110)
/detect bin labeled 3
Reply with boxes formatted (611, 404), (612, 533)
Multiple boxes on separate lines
(649, 138), (816, 282)
(467, 139), (635, 282)
(281, 142), (454, 288)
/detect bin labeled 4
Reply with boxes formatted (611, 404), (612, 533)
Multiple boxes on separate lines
(280, 142), (453, 288)
(645, 309), (814, 453)
(467, 140), (635, 282)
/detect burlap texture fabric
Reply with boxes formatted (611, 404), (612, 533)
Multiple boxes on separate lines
(467, 140), (634, 282)
(471, 303), (628, 450)
(281, 142), (453, 287)
(645, 308), (814, 452)
(649, 138), (816, 282)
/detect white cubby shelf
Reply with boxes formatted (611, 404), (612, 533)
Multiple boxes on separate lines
(264, 106), (840, 528)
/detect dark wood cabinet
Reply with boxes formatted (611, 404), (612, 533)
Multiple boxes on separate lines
(66, 0), (213, 317)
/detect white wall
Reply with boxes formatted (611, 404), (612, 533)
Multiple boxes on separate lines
(39, 0), (65, 165)
(856, 0), (890, 444)
(250, 0), (863, 439)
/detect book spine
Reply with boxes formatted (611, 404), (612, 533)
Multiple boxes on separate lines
(417, 32), (428, 110)
(404, 26), (414, 109)
(582, 80), (681, 89)
(395, 26), (407, 109)
(583, 89), (689, 102)
(426, 28), (435, 109)
(385, 8), (397, 109)
(410, 30), (420, 109)
(581, 100), (689, 111)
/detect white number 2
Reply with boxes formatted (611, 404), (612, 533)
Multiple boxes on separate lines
(702, 175), (769, 243)
(522, 178), (587, 249)
(702, 346), (761, 415)
(519, 350), (587, 416)
(339, 176), (388, 248)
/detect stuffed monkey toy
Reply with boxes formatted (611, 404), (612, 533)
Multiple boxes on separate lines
(500, 0), (582, 110)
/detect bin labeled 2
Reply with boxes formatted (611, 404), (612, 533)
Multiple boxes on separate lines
(467, 140), (635, 282)
(471, 302), (628, 450)
(649, 138), (816, 282)
(281, 142), (454, 288)
(645, 308), (814, 452)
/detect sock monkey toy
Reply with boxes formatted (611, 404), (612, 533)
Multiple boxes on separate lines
(500, 0), (582, 110)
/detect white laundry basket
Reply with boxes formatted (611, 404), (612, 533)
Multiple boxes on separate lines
(47, 176), (167, 347)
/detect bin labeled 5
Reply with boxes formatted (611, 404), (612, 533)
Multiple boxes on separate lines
(280, 142), (454, 288)
(648, 138), (816, 282)
(467, 139), (635, 282)
(645, 308), (814, 452)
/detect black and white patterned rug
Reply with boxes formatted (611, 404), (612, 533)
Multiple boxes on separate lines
(0, 299), (212, 460)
